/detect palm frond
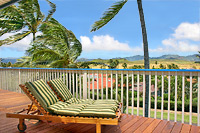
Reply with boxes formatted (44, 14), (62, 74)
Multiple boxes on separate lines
(15, 56), (33, 67)
(0, 30), (31, 46)
(91, 0), (127, 32)
(50, 59), (66, 68)
(32, 49), (61, 61)
(45, 0), (56, 22)
(0, 5), (26, 36)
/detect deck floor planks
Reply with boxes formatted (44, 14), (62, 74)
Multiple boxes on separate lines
(134, 117), (155, 132)
(104, 114), (134, 133)
(190, 125), (200, 133)
(181, 124), (192, 133)
(143, 118), (161, 133)
(0, 89), (199, 133)
(152, 119), (168, 133)
(120, 116), (142, 132)
(171, 122), (183, 133)
(123, 116), (148, 133)
(161, 121), (175, 133)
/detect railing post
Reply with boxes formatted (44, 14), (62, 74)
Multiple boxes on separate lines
(145, 73), (149, 117)
(83, 71), (87, 99)
(18, 69), (21, 93)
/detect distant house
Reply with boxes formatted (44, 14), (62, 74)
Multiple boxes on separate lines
(88, 74), (155, 93)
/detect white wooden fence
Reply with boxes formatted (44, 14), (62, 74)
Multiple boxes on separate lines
(0, 67), (199, 126)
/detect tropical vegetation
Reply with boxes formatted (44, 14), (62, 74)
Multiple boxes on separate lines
(0, 0), (56, 45)
(26, 18), (82, 68)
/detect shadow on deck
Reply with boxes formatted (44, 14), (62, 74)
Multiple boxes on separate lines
(0, 89), (199, 133)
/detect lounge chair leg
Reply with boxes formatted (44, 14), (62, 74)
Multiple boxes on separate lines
(18, 118), (27, 132)
(96, 123), (101, 133)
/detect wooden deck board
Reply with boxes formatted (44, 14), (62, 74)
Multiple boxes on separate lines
(171, 122), (183, 133)
(0, 89), (199, 133)
(152, 119), (168, 133)
(181, 124), (192, 133)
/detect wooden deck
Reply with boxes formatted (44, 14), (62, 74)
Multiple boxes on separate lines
(0, 89), (199, 133)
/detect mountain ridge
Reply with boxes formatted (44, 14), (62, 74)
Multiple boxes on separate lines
(1, 54), (199, 64)
(78, 54), (199, 62)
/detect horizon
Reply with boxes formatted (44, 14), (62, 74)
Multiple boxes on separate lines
(1, 53), (198, 60)
(0, 0), (200, 59)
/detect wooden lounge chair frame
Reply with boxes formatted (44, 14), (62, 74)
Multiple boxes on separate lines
(6, 84), (122, 133)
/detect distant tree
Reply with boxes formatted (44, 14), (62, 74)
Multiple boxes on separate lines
(108, 59), (119, 69)
(155, 61), (158, 65)
(129, 65), (144, 69)
(0, 58), (3, 66)
(159, 64), (166, 69)
(192, 66), (197, 69)
(167, 64), (172, 69)
(195, 51), (200, 64)
(7, 62), (12, 67)
(122, 63), (127, 69)
(171, 63), (179, 69)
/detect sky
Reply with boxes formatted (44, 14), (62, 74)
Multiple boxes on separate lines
(0, 0), (200, 59)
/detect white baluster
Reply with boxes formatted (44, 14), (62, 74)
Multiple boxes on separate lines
(154, 72), (157, 119)
(143, 73), (145, 117)
(182, 72), (185, 123)
(148, 72), (151, 118)
(137, 72), (140, 116)
(132, 72), (134, 115)
(161, 72), (164, 120)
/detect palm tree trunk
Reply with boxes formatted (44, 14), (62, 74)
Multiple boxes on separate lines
(33, 32), (36, 41)
(137, 0), (150, 117)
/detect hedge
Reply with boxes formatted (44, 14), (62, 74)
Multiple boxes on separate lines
(125, 98), (198, 113)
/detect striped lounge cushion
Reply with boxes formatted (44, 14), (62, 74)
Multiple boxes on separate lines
(66, 98), (94, 105)
(25, 79), (59, 112)
(48, 79), (72, 101)
(94, 99), (119, 105)
(79, 104), (117, 118)
(49, 102), (86, 116)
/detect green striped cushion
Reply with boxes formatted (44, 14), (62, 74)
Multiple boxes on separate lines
(79, 99), (94, 105)
(52, 103), (86, 116)
(48, 101), (69, 112)
(66, 98), (94, 105)
(94, 99), (119, 105)
(85, 104), (118, 111)
(48, 79), (72, 101)
(65, 97), (80, 104)
(25, 79), (59, 111)
(79, 105), (116, 118)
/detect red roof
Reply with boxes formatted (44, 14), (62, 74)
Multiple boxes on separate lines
(88, 74), (155, 92)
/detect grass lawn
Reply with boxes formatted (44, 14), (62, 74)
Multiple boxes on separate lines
(128, 108), (198, 124)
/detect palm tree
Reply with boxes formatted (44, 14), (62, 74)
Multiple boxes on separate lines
(27, 18), (82, 68)
(0, 0), (56, 46)
(91, 0), (150, 117)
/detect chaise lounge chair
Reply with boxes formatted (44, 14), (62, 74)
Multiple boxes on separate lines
(6, 79), (121, 133)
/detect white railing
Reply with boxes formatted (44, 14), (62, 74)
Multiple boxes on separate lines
(0, 67), (200, 126)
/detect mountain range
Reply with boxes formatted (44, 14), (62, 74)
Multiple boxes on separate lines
(78, 54), (199, 62)
(1, 54), (199, 64)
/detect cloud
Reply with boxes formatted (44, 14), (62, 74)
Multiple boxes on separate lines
(0, 30), (42, 52)
(172, 22), (200, 41)
(151, 22), (200, 53)
(80, 35), (138, 51)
